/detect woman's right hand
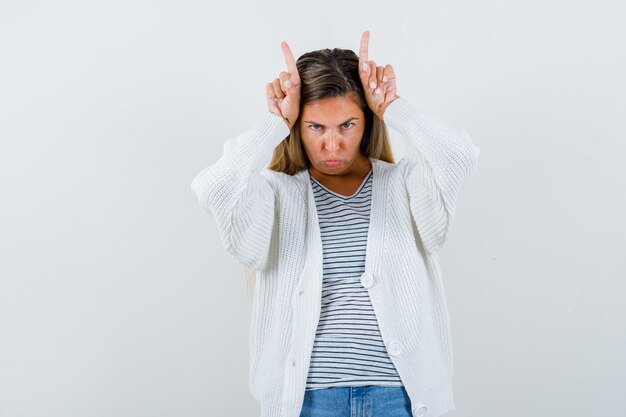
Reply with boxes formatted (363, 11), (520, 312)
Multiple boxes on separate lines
(266, 41), (301, 130)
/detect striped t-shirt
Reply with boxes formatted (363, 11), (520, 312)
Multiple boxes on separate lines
(305, 168), (403, 390)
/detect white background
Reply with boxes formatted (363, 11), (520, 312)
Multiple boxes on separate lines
(1, 0), (625, 416)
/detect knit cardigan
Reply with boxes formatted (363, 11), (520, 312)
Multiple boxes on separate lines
(191, 97), (481, 417)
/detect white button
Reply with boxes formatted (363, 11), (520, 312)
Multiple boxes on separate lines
(388, 340), (402, 356)
(360, 271), (374, 288)
(414, 405), (427, 417)
(298, 289), (304, 296)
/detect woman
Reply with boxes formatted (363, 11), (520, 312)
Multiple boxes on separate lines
(191, 31), (480, 417)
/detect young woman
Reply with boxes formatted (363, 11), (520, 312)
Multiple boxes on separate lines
(191, 31), (480, 417)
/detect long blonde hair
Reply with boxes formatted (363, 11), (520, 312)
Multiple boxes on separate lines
(245, 47), (395, 296)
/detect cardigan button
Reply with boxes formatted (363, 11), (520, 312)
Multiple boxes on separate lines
(413, 405), (427, 417)
(388, 340), (402, 356)
(360, 271), (374, 288)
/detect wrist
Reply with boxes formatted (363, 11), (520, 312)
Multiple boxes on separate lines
(283, 116), (294, 130)
(375, 96), (399, 121)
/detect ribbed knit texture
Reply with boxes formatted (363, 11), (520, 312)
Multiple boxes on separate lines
(191, 97), (480, 417)
(305, 169), (403, 390)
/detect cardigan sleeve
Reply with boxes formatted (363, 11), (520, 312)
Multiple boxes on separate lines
(383, 97), (481, 255)
(190, 112), (290, 271)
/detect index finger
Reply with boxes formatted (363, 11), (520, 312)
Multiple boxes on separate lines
(359, 30), (370, 64)
(280, 41), (298, 75)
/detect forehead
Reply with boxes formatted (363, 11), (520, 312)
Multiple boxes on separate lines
(301, 96), (364, 122)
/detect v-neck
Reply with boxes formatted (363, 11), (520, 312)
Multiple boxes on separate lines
(308, 168), (373, 199)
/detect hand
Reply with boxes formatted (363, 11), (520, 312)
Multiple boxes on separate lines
(358, 31), (399, 120)
(266, 41), (301, 129)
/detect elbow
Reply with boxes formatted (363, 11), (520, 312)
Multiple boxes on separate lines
(460, 129), (481, 172)
(190, 163), (227, 213)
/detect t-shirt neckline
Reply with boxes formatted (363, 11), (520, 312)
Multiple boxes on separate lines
(308, 168), (373, 199)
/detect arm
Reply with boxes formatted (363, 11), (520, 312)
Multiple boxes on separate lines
(384, 97), (481, 254)
(356, 31), (480, 254)
(192, 40), (299, 272)
(190, 112), (290, 271)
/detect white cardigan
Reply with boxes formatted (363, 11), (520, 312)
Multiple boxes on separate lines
(191, 97), (481, 417)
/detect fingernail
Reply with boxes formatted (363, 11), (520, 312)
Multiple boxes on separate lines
(382, 76), (388, 82)
(374, 87), (381, 95)
(361, 63), (368, 72)
(370, 81), (377, 89)
(285, 80), (292, 88)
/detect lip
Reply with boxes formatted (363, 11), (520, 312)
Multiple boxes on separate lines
(323, 159), (341, 167)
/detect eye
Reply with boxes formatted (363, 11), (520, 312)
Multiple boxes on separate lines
(341, 122), (355, 129)
(308, 124), (322, 131)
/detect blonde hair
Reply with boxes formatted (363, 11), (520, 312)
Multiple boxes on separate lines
(245, 47), (396, 295)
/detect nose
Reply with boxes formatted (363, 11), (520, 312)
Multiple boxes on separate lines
(323, 131), (340, 152)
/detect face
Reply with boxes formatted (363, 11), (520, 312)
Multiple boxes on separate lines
(299, 95), (369, 179)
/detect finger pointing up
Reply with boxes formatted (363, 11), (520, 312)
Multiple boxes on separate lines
(359, 30), (370, 71)
(280, 41), (300, 84)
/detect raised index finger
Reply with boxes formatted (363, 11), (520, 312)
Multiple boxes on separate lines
(280, 41), (298, 75)
(359, 30), (370, 64)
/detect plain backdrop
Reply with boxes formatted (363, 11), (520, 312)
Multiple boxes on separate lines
(1, 0), (625, 416)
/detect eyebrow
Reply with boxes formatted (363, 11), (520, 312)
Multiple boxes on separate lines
(303, 117), (359, 126)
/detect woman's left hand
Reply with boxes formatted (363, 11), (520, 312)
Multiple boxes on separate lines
(358, 30), (399, 120)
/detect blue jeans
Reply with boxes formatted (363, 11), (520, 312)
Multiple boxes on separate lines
(299, 386), (413, 417)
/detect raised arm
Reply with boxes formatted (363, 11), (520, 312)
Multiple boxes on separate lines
(385, 98), (480, 254)
(191, 42), (299, 271)
(357, 30), (480, 254)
